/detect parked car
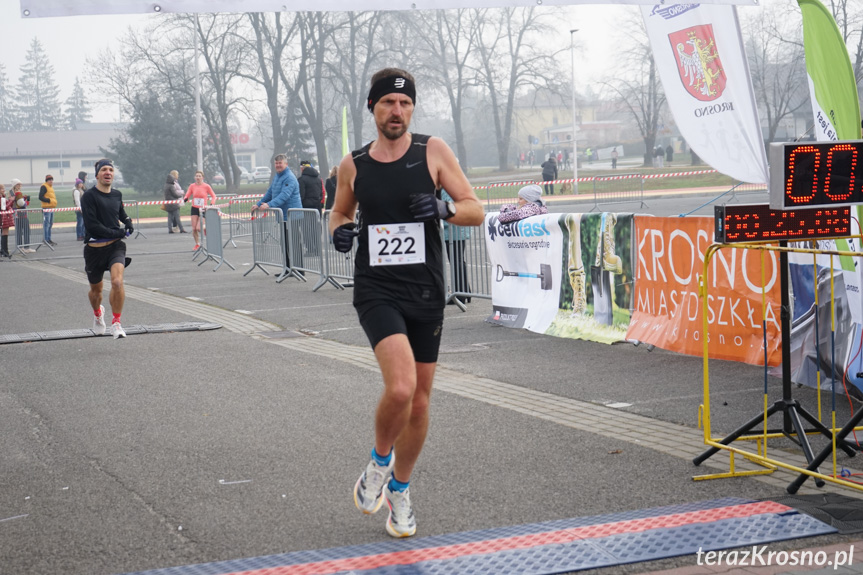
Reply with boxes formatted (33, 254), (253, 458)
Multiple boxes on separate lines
(212, 172), (225, 185)
(238, 166), (251, 184)
(251, 166), (271, 184)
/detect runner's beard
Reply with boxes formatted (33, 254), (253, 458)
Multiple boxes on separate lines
(379, 118), (408, 140)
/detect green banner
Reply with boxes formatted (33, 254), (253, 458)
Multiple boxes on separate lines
(798, 0), (862, 140)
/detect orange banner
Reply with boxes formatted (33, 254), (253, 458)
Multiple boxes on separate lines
(626, 216), (782, 366)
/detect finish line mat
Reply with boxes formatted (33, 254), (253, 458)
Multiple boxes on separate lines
(121, 497), (836, 575)
(0, 322), (221, 344)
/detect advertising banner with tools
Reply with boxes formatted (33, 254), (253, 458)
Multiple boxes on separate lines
(485, 212), (635, 344)
(626, 215), (782, 366)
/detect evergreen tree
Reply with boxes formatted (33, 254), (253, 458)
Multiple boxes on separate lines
(0, 63), (16, 132)
(104, 92), (198, 194)
(64, 77), (92, 130)
(15, 38), (62, 131)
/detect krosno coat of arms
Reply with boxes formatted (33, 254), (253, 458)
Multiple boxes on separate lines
(669, 25), (726, 101)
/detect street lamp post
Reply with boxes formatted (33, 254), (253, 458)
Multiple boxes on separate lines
(570, 28), (578, 194)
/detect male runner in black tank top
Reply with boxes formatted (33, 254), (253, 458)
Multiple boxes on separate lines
(330, 68), (484, 538)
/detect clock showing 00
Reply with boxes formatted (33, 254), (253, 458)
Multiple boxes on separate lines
(769, 140), (863, 209)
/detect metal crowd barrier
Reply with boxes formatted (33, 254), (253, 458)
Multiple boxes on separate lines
(591, 173), (646, 211)
(244, 208), (291, 282)
(123, 201), (148, 239)
(225, 197), (259, 247)
(285, 208), (325, 283)
(443, 221), (492, 308)
(197, 206), (234, 272)
(315, 210), (356, 291)
(13, 208), (47, 254)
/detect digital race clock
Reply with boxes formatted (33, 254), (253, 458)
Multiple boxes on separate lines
(769, 140), (863, 209)
(715, 204), (851, 244)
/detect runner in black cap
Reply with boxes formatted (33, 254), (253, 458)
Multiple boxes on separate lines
(329, 67), (484, 538)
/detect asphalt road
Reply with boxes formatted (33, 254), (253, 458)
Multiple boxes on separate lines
(2, 188), (861, 575)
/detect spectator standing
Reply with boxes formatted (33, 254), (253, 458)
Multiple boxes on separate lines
(10, 179), (31, 251)
(163, 171), (187, 234)
(541, 153), (558, 195)
(250, 154), (302, 269)
(498, 184), (549, 223)
(73, 178), (86, 241)
(654, 145), (665, 168)
(0, 184), (11, 258)
(325, 166), (338, 211)
(611, 147), (619, 170)
(666, 144), (674, 164)
(183, 171), (217, 250)
(39, 175), (58, 246)
(441, 189), (471, 304)
(298, 160), (323, 214)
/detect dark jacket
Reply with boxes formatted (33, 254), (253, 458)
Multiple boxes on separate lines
(163, 175), (183, 212)
(541, 158), (558, 179)
(325, 176), (337, 210)
(298, 166), (323, 212)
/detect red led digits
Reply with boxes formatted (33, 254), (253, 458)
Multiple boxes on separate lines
(774, 141), (863, 208)
(786, 145), (819, 205)
(825, 144), (856, 202)
(716, 204), (851, 243)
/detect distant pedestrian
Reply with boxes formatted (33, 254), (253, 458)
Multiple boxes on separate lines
(665, 144), (674, 164)
(541, 154), (558, 195)
(73, 178), (86, 241)
(39, 174), (57, 246)
(325, 166), (338, 211)
(654, 145), (664, 168)
(611, 147), (619, 170)
(10, 179), (31, 251)
(163, 171), (186, 234)
(0, 184), (11, 258)
(298, 160), (323, 214)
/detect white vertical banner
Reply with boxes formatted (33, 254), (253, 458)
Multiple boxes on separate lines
(641, 4), (768, 184)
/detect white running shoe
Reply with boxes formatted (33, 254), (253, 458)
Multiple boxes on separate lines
(111, 322), (126, 339)
(385, 485), (417, 538)
(353, 452), (394, 514)
(93, 305), (106, 335)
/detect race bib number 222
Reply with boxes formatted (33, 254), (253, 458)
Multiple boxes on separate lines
(368, 222), (425, 266)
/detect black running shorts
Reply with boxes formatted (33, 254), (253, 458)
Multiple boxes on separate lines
(356, 301), (444, 363)
(190, 206), (201, 216)
(84, 240), (126, 285)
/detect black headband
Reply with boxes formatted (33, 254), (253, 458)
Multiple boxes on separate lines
(367, 75), (416, 112)
(94, 159), (114, 174)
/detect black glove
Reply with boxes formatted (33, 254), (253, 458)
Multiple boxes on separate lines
(333, 222), (359, 253)
(409, 193), (448, 222)
(124, 217), (134, 236)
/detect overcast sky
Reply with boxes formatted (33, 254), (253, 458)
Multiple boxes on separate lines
(1, 2), (774, 124)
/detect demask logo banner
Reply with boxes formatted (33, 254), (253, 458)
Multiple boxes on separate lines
(626, 215), (782, 366)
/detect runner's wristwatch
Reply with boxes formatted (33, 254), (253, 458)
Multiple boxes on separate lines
(444, 201), (457, 220)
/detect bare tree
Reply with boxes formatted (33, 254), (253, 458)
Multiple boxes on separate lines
(328, 11), (388, 152)
(742, 5), (808, 142)
(244, 12), (302, 170)
(473, 7), (563, 170)
(191, 14), (250, 190)
(409, 9), (479, 168)
(599, 16), (666, 167)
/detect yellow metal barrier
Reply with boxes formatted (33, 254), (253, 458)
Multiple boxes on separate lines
(694, 238), (863, 491)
